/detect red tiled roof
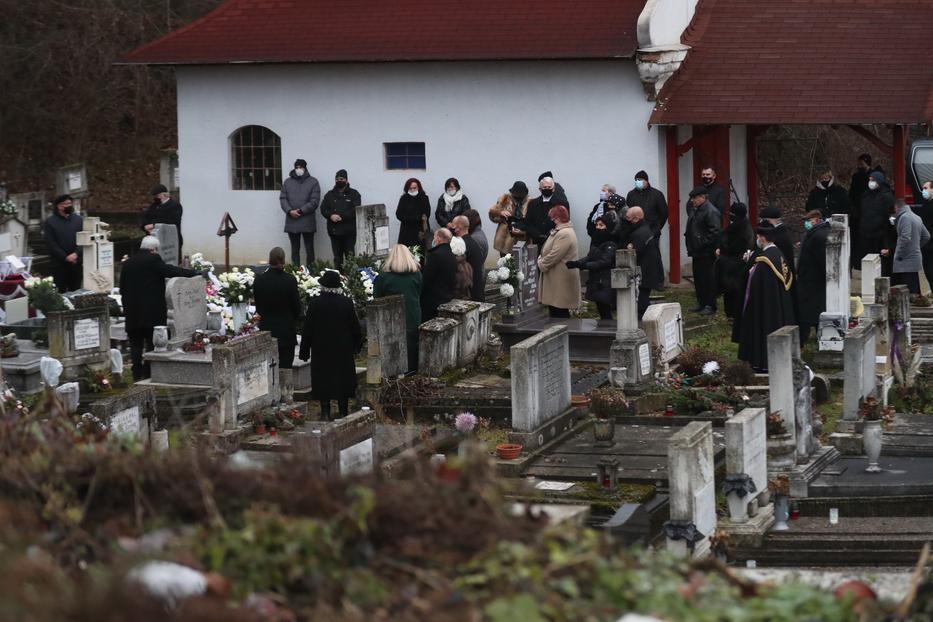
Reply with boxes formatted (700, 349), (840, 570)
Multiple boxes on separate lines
(122, 0), (645, 65)
(651, 0), (933, 125)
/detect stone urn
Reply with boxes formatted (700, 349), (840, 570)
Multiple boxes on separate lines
(772, 494), (790, 531)
(152, 326), (169, 352)
(863, 419), (883, 473)
(592, 417), (615, 445)
(767, 433), (796, 469)
(231, 303), (249, 332)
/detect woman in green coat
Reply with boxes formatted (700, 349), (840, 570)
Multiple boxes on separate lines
(373, 244), (423, 373)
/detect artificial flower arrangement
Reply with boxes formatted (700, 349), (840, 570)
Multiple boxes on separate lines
(486, 253), (524, 299)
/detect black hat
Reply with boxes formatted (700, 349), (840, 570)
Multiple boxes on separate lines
(294, 158), (307, 168)
(538, 171), (554, 182)
(509, 181), (528, 198)
(730, 202), (748, 218)
(759, 206), (781, 219)
(688, 186), (708, 198)
(606, 193), (626, 209)
(53, 194), (72, 206)
(756, 221), (778, 237)
(335, 169), (348, 179)
(320, 269), (341, 289)
(151, 184), (168, 195)
(635, 170), (649, 181)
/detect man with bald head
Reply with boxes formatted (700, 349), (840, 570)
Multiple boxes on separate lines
(449, 214), (486, 301)
(421, 227), (458, 320)
(624, 206), (665, 318)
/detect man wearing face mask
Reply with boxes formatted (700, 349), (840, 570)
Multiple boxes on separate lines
(917, 181), (933, 293)
(43, 194), (84, 293)
(687, 167), (727, 215)
(622, 206), (665, 319)
(891, 199), (930, 295)
(684, 186), (721, 315)
(850, 154), (883, 267)
(860, 170), (895, 271)
(320, 169), (361, 269)
(625, 171), (668, 240)
(796, 210), (830, 343)
(523, 175), (568, 247)
(142, 184), (184, 263)
(805, 170), (851, 219)
(279, 158), (321, 266)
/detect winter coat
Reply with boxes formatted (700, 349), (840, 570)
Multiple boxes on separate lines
(685, 200), (721, 258)
(795, 220), (830, 326)
(849, 166), (883, 220)
(42, 211), (84, 264)
(279, 170), (321, 234)
(396, 193), (431, 248)
(625, 185), (669, 237)
(453, 255), (474, 300)
(434, 194), (471, 229)
(537, 222), (581, 310)
(687, 183), (727, 214)
(142, 197), (184, 253)
(489, 193), (529, 254)
(585, 204), (620, 249)
(805, 182), (851, 219)
(373, 271), (423, 333)
(716, 216), (754, 293)
(627, 220), (665, 291)
(469, 227), (489, 263)
(254, 267), (302, 367)
(421, 242), (458, 320)
(299, 291), (363, 400)
(118, 250), (198, 335)
(463, 234), (486, 302)
(893, 207), (930, 273)
(573, 238), (617, 305)
(320, 185), (361, 237)
(860, 185), (895, 236)
(521, 190), (569, 246)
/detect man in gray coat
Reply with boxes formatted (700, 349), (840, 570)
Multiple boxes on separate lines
(891, 199), (930, 294)
(280, 158), (321, 266)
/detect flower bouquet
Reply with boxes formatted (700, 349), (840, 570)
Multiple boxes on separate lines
(486, 253), (524, 308)
(190, 252), (214, 273)
(0, 199), (17, 217)
(25, 276), (68, 314)
(217, 267), (255, 304)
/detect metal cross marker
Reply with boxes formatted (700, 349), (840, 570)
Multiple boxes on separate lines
(216, 212), (239, 272)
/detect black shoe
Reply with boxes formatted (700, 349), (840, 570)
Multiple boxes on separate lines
(698, 306), (715, 316)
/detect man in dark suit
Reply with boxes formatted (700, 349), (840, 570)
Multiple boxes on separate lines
(119, 235), (199, 380)
(142, 184), (184, 262)
(421, 228), (457, 320)
(254, 246), (302, 402)
(449, 215), (485, 302)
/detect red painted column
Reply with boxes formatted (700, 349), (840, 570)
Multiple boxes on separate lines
(665, 126), (681, 284)
(892, 124), (907, 200)
(746, 125), (759, 224)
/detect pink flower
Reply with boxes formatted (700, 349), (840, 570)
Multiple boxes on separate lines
(455, 412), (477, 434)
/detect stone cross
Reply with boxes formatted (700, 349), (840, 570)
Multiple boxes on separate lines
(818, 216), (850, 352)
(860, 254), (881, 304)
(609, 249), (652, 387)
(76, 217), (114, 293)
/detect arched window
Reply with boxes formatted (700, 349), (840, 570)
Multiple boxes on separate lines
(230, 125), (282, 190)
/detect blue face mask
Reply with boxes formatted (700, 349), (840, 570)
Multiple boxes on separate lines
(634, 179), (646, 191)
(804, 220), (813, 231)
(923, 188), (932, 201)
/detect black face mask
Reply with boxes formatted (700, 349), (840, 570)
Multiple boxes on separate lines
(336, 181), (347, 188)
(541, 189), (554, 198)
(64, 206), (75, 215)
(702, 177), (714, 185)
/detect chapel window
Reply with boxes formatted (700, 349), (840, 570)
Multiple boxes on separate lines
(231, 125), (282, 190)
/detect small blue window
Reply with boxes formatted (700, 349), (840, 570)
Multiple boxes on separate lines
(385, 142), (426, 170)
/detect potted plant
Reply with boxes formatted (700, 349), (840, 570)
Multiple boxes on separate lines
(571, 394), (590, 409)
(495, 443), (522, 460)
(766, 412), (795, 469)
(588, 387), (625, 445)
(859, 396), (883, 473)
(768, 475), (791, 531)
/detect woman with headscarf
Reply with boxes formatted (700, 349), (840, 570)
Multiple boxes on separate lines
(716, 202), (755, 322)
(396, 178), (431, 249)
(434, 177), (471, 229)
(489, 181), (530, 255)
(537, 205), (581, 318)
(566, 213), (617, 320)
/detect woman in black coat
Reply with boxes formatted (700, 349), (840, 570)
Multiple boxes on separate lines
(796, 211), (831, 343)
(253, 248), (302, 368)
(566, 214), (617, 320)
(298, 270), (363, 420)
(717, 202), (755, 322)
(396, 178), (431, 249)
(434, 177), (471, 228)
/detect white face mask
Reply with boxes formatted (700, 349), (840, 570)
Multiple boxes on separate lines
(294, 168), (305, 176)
(447, 188), (458, 196)
(408, 189), (419, 197)
(889, 215), (897, 226)
(599, 191), (608, 202)
(634, 180), (646, 190)
(923, 188), (932, 201)
(868, 180), (879, 190)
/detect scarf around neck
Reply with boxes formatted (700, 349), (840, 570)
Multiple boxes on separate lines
(443, 190), (463, 212)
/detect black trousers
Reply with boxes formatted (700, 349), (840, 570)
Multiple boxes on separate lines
(319, 399), (349, 420)
(548, 306), (570, 318)
(922, 248), (933, 294)
(692, 256), (717, 309)
(288, 232), (315, 266)
(638, 287), (651, 320)
(893, 272), (921, 295)
(128, 328), (154, 381)
(52, 260), (82, 293)
(329, 234), (356, 269)
(595, 301), (613, 320)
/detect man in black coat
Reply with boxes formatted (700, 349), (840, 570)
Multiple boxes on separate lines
(849, 153), (884, 268)
(254, 247), (302, 402)
(759, 206), (798, 324)
(521, 175), (568, 247)
(142, 184), (184, 263)
(450, 215), (485, 302)
(686, 166), (727, 215)
(320, 169), (362, 268)
(625, 170), (668, 240)
(805, 170), (851, 219)
(298, 269), (362, 420)
(119, 235), (199, 380)
(716, 202), (754, 322)
(738, 222), (795, 372)
(623, 207), (665, 319)
(421, 228), (457, 320)
(918, 180), (933, 293)
(684, 186), (721, 315)
(860, 171), (896, 270)
(796, 210), (830, 344)
(43, 194), (83, 293)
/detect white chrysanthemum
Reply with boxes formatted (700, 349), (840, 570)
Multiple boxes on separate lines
(497, 266), (510, 280)
(496, 256), (506, 268)
(487, 270), (499, 283)
(516, 271), (525, 282)
(702, 361), (720, 375)
(500, 283), (515, 297)
(450, 236), (466, 256)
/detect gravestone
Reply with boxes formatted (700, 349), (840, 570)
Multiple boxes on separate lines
(830, 322), (879, 455)
(165, 276), (207, 348)
(818, 216), (850, 353)
(91, 386), (157, 443)
(46, 305), (111, 381)
(508, 325), (575, 451)
(295, 409), (377, 478)
(355, 204), (390, 258)
(9, 190), (47, 228)
(511, 241), (540, 313)
(476, 302), (496, 350)
(721, 408), (774, 545)
(663, 421), (716, 558)
(642, 302), (684, 365)
(438, 299), (481, 366)
(4, 297), (28, 325)
(0, 216), (28, 258)
(889, 284), (914, 385)
(418, 317), (460, 376)
(210, 332), (279, 433)
(76, 217), (114, 293)
(768, 326), (799, 455)
(365, 295), (408, 383)
(862, 277), (892, 384)
(609, 249), (652, 388)
(152, 223), (179, 266)
(861, 254), (881, 304)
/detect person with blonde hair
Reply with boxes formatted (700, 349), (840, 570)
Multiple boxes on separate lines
(374, 244), (422, 372)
